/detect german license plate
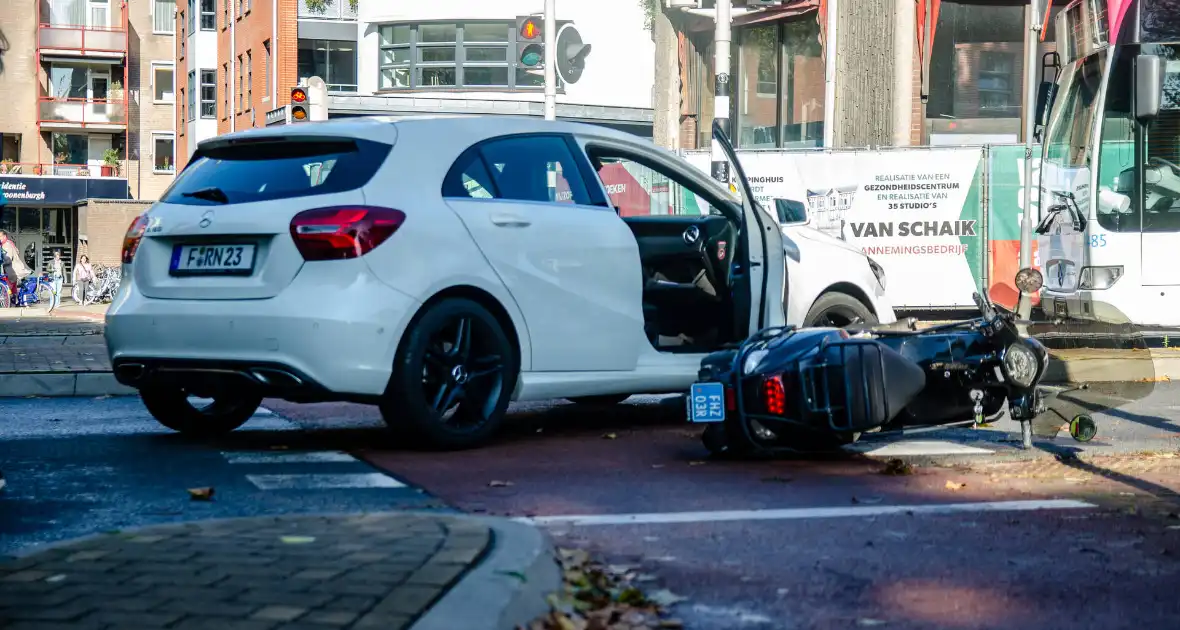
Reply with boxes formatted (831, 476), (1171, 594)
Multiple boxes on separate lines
(1053, 298), (1068, 317)
(170, 244), (256, 276)
(688, 382), (725, 423)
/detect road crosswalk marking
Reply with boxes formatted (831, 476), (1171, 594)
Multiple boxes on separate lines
(245, 473), (407, 490)
(221, 451), (356, 464)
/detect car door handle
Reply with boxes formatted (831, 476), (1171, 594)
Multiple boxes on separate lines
(489, 213), (531, 228)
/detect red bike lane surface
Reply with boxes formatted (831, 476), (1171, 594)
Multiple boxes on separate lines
(265, 398), (1180, 629)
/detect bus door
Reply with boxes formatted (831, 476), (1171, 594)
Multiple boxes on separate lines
(1139, 48), (1180, 287)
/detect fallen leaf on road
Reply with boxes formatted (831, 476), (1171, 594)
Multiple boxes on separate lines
(92, 394), (110, 400)
(688, 461), (706, 466)
(187, 487), (214, 501)
(651, 464), (666, 469)
(659, 620), (685, 628)
(851, 496), (883, 504)
(45, 574), (66, 583)
(279, 536), (316, 544)
(857, 619), (887, 627)
(881, 459), (914, 476)
(602, 432), (618, 440)
(944, 481), (966, 491)
(647, 589), (687, 607)
(489, 480), (514, 488)
(269, 445), (289, 450)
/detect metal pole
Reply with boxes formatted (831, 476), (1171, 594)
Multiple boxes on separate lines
(710, 0), (732, 185)
(1018, 3), (1043, 319)
(543, 0), (557, 121)
(823, 0), (838, 148)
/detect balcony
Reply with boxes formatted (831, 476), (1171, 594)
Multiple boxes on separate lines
(298, 0), (358, 21)
(0, 162), (123, 178)
(38, 97), (127, 131)
(38, 2), (128, 59)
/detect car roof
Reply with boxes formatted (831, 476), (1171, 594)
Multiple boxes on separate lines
(199, 115), (667, 157)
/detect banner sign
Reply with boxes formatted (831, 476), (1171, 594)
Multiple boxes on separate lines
(0, 176), (130, 206)
(682, 147), (986, 309)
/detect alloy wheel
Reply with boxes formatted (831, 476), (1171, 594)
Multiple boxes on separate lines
(420, 315), (506, 429)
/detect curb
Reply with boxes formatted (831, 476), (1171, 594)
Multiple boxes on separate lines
(0, 371), (136, 397)
(1044, 349), (1180, 384)
(410, 517), (560, 630)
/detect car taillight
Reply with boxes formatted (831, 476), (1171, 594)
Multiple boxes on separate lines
(762, 375), (786, 415)
(289, 206), (406, 261)
(725, 385), (736, 412)
(121, 214), (149, 264)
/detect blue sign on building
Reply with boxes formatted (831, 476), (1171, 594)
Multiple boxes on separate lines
(0, 176), (130, 206)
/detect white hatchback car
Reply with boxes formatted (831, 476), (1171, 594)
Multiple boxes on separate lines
(107, 116), (789, 449)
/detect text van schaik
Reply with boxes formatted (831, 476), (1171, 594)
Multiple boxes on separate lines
(849, 220), (977, 238)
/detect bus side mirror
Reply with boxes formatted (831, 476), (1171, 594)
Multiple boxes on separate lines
(1035, 81), (1058, 129)
(1136, 54), (1164, 123)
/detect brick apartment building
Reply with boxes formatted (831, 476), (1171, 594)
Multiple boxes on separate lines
(175, 0), (298, 169)
(660, 0), (1062, 151)
(0, 0), (176, 279)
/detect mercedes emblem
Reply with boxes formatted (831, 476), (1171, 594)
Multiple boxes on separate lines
(683, 225), (701, 245)
(199, 210), (214, 229)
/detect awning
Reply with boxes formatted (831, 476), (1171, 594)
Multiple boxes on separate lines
(733, 0), (819, 27)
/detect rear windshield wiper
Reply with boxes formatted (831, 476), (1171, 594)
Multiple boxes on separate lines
(180, 187), (229, 204)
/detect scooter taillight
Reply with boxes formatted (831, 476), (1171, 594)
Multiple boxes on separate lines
(762, 375), (787, 415)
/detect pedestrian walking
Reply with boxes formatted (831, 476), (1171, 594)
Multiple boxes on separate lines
(74, 254), (94, 304)
(0, 230), (31, 307)
(47, 249), (65, 315)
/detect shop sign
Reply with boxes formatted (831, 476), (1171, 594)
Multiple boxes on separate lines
(0, 176), (129, 206)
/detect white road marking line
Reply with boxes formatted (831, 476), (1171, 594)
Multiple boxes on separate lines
(245, 473), (406, 490)
(255, 406), (274, 416)
(222, 451), (356, 464)
(518, 499), (1096, 527)
(187, 398), (272, 416)
(847, 440), (996, 456)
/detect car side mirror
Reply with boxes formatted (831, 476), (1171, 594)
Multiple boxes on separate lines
(775, 198), (808, 225)
(1136, 54), (1164, 123)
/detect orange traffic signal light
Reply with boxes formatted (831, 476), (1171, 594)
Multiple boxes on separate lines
(290, 86), (310, 123)
(291, 87), (307, 103)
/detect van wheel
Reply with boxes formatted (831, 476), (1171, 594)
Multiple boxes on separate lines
(566, 394), (631, 406)
(804, 292), (877, 328)
(140, 388), (261, 437)
(381, 298), (518, 451)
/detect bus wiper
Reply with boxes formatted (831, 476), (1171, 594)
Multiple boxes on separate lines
(181, 187), (229, 204)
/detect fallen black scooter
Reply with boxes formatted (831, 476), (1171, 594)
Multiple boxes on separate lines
(689, 268), (1098, 457)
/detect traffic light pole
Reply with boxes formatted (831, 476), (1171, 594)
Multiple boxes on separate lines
(543, 0), (557, 121)
(710, 0), (732, 185)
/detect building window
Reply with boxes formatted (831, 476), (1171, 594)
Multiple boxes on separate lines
(187, 71), (196, 122)
(264, 40), (272, 101)
(179, 87), (185, 125)
(188, 4), (196, 36)
(152, 0), (174, 34)
(179, 11), (186, 57)
(153, 133), (175, 173)
(200, 70), (216, 117)
(377, 22), (551, 91)
(200, 0), (215, 30)
(925, 1), (1064, 143)
(237, 55), (243, 112)
(237, 0), (242, 18)
(223, 0), (229, 28)
(298, 39), (358, 93)
(223, 63), (230, 118)
(734, 17), (825, 149)
(152, 62), (175, 103)
(246, 50), (253, 111)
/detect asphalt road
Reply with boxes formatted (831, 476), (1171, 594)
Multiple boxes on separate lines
(3, 390), (1180, 629)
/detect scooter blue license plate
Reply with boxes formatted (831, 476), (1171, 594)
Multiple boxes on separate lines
(688, 382), (726, 423)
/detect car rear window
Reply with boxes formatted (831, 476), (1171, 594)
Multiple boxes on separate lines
(160, 137), (391, 206)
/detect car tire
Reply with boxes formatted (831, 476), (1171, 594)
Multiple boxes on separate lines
(803, 292), (877, 328)
(566, 394), (631, 406)
(381, 298), (518, 451)
(140, 388), (262, 437)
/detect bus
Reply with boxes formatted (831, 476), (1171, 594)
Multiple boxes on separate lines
(1035, 0), (1180, 332)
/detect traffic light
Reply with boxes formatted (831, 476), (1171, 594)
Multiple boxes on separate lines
(516, 15), (544, 69)
(290, 86), (309, 123)
(555, 24), (591, 84)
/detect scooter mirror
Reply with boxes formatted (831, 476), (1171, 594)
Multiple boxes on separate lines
(1015, 267), (1044, 294)
(1069, 414), (1097, 442)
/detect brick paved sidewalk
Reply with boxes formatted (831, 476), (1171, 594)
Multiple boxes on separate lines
(0, 513), (500, 630)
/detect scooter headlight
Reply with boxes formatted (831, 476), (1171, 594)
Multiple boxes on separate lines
(1003, 343), (1040, 388)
